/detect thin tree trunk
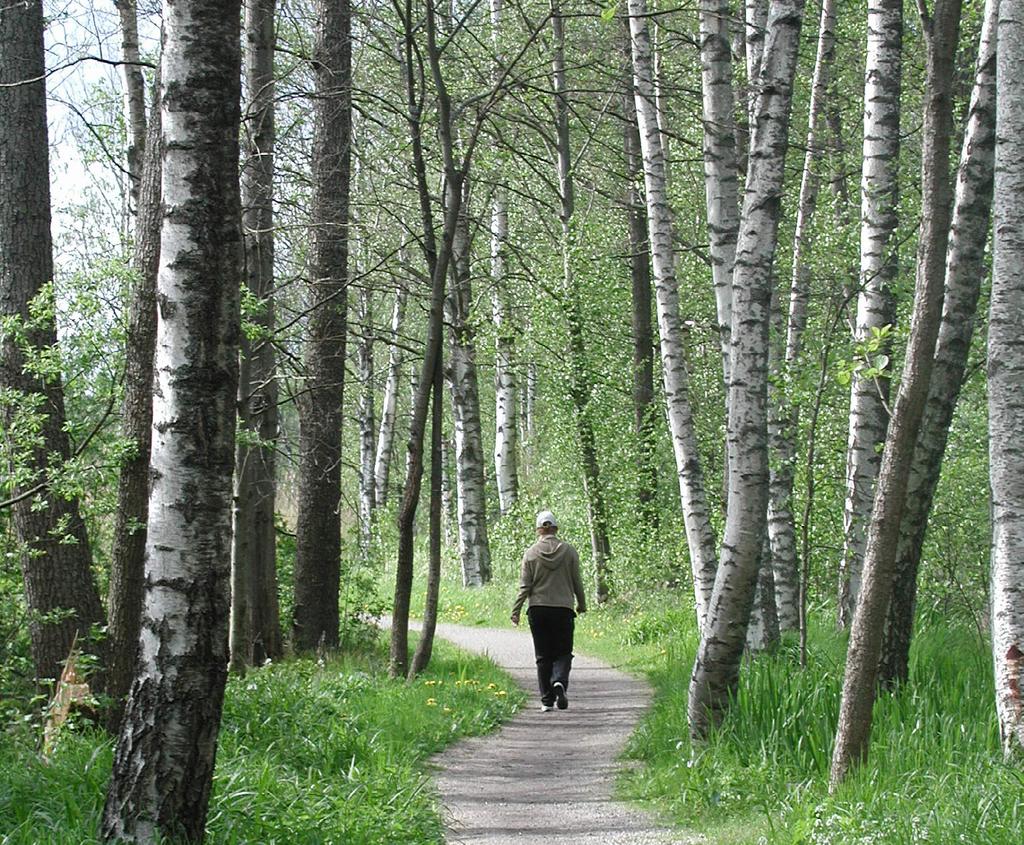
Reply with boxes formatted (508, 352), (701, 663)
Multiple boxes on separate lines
(630, 0), (718, 626)
(839, 0), (903, 629)
(374, 285), (406, 507)
(391, 0), (462, 677)
(0, 0), (105, 686)
(491, 0), (519, 518)
(410, 355), (443, 676)
(621, 17), (658, 528)
(492, 194), (520, 516)
(447, 177), (492, 587)
(106, 70), (161, 721)
(830, 0), (962, 786)
(231, 0), (280, 674)
(769, 0), (838, 636)
(552, 0), (612, 603)
(879, 0), (996, 687)
(100, 0), (242, 832)
(688, 0), (805, 741)
(114, 0), (146, 211)
(292, 0), (351, 653)
(357, 285), (377, 554)
(991, 0), (1024, 760)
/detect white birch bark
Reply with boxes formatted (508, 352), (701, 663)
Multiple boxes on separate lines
(102, 0), (242, 834)
(447, 183), (492, 586)
(441, 430), (456, 547)
(374, 284), (406, 506)
(688, 0), (805, 740)
(745, 0), (769, 124)
(699, 0), (741, 384)
(991, 0), (1024, 761)
(492, 194), (520, 515)
(490, 0), (518, 516)
(768, 0), (838, 634)
(629, 0), (718, 627)
(839, 0), (902, 628)
(357, 284), (376, 553)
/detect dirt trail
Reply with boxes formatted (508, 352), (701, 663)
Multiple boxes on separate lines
(428, 622), (702, 845)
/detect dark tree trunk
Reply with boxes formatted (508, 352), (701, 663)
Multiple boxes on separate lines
(231, 0), (281, 672)
(622, 18), (658, 527)
(410, 354), (443, 676)
(391, 0), (461, 677)
(293, 0), (352, 653)
(0, 0), (105, 686)
(878, 0), (995, 688)
(830, 0), (962, 786)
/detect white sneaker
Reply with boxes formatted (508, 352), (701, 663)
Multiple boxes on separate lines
(540, 703), (554, 712)
(553, 682), (568, 710)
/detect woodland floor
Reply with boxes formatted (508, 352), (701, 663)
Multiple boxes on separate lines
(425, 621), (705, 845)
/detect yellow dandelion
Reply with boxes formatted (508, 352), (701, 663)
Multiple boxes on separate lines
(426, 697), (437, 706)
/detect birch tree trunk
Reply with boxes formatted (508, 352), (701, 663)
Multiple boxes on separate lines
(293, 0), (351, 652)
(621, 17), (658, 527)
(0, 0), (105, 686)
(699, 0), (740, 384)
(374, 285), (406, 507)
(629, 0), (718, 626)
(491, 0), (519, 517)
(100, 0), (242, 833)
(492, 195), (520, 516)
(552, 0), (612, 602)
(106, 71), (161, 720)
(688, 0), (805, 740)
(357, 285), (377, 554)
(879, 0), (996, 687)
(768, 0), (838, 635)
(745, 0), (769, 125)
(231, 0), (280, 674)
(447, 179), (492, 587)
(839, 0), (902, 628)
(114, 0), (147, 211)
(990, 0), (1024, 762)
(830, 0), (962, 786)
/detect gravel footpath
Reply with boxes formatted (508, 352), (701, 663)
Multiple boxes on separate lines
(426, 621), (704, 845)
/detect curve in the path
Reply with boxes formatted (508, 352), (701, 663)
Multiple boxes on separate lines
(428, 622), (703, 845)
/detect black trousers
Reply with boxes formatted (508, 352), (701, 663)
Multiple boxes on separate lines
(527, 605), (575, 705)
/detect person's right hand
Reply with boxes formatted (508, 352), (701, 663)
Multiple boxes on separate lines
(510, 612), (520, 627)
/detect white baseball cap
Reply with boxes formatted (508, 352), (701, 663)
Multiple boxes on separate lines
(535, 510), (559, 529)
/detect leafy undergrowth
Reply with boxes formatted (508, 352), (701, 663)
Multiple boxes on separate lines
(395, 570), (1024, 844)
(0, 636), (524, 845)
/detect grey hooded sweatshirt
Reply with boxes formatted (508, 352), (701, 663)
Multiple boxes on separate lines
(511, 534), (587, 616)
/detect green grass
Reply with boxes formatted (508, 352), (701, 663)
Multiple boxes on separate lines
(0, 636), (524, 845)
(407, 569), (1023, 844)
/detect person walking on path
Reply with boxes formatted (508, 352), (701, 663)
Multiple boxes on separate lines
(510, 510), (587, 711)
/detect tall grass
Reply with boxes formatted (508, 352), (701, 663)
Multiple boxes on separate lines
(603, 604), (1021, 845)
(0, 637), (523, 845)
(390, 562), (1021, 843)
